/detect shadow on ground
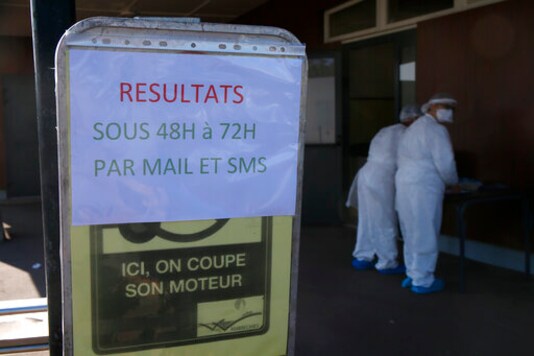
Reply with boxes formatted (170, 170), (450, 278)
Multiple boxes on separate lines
(295, 225), (534, 356)
(0, 200), (46, 299)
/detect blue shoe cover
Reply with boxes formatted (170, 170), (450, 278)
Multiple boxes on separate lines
(351, 258), (374, 270)
(377, 264), (406, 275)
(401, 277), (412, 288)
(411, 279), (445, 294)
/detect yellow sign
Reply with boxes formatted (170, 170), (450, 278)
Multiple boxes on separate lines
(70, 216), (294, 355)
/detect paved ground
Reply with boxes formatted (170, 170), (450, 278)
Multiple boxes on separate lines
(296, 225), (534, 356)
(0, 200), (45, 301)
(1, 201), (534, 355)
(0, 199), (48, 355)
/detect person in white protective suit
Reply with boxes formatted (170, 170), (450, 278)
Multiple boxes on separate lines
(346, 104), (421, 274)
(396, 93), (459, 294)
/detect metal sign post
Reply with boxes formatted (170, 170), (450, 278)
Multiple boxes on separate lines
(55, 17), (307, 355)
(31, 1), (76, 353)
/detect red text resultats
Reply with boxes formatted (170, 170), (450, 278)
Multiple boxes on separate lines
(120, 82), (245, 104)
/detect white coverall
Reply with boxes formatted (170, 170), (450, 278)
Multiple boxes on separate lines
(347, 123), (406, 270)
(395, 114), (458, 287)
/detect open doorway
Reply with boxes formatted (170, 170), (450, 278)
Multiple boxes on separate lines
(342, 30), (416, 223)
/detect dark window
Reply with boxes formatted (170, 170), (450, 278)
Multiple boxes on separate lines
(329, 0), (376, 37)
(388, 0), (453, 23)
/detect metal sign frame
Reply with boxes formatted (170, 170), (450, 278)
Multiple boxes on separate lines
(56, 17), (307, 355)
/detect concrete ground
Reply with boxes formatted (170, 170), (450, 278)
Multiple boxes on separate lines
(0, 199), (48, 355)
(0, 199), (45, 301)
(1, 201), (534, 355)
(296, 226), (534, 356)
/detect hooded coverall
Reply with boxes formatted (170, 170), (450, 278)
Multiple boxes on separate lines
(347, 123), (406, 270)
(395, 114), (458, 287)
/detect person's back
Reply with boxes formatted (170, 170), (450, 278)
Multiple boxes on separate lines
(367, 123), (405, 168)
(352, 123), (405, 271)
(397, 114), (457, 187)
(359, 123), (406, 212)
(346, 122), (408, 209)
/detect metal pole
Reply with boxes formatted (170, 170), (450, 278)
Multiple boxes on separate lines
(456, 205), (466, 293)
(523, 197), (531, 278)
(30, 1), (76, 355)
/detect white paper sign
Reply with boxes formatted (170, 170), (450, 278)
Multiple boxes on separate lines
(69, 49), (303, 225)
